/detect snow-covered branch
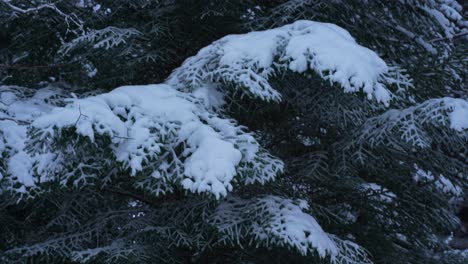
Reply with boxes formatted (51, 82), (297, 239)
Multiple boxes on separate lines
(169, 20), (410, 106)
(1, 0), (84, 35)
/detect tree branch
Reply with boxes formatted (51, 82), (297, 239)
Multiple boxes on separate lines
(103, 187), (180, 208)
(0, 63), (71, 70)
(0, 117), (31, 125)
(104, 187), (155, 206)
(430, 32), (468, 43)
(1, 0), (84, 35)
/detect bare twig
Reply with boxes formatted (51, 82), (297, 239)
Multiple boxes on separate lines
(1, 74), (12, 82)
(74, 106), (88, 126)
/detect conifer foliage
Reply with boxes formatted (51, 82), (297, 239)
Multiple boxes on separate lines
(0, 1), (467, 263)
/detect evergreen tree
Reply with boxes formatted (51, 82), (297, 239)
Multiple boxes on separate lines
(0, 1), (467, 263)
(240, 1), (468, 262)
(0, 0), (253, 89)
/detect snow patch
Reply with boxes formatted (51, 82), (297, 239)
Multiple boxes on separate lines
(33, 84), (283, 198)
(169, 20), (402, 105)
(360, 182), (396, 203)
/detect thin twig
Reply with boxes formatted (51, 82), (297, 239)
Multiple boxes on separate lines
(1, 75), (12, 82)
(74, 106), (88, 126)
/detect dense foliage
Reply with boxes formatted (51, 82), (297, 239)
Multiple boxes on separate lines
(0, 1), (467, 263)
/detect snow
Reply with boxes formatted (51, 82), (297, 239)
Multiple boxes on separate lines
(394, 25), (437, 55)
(0, 84), (283, 198)
(1, 91), (17, 104)
(191, 83), (225, 109)
(448, 98), (468, 131)
(284, 22), (389, 102)
(8, 151), (34, 187)
(0, 117), (36, 189)
(360, 183), (396, 203)
(1, 87), (59, 121)
(355, 97), (468, 149)
(0, 15), (465, 263)
(423, 0), (466, 39)
(180, 123), (242, 198)
(61, 27), (142, 55)
(212, 196), (338, 258)
(219, 30), (278, 69)
(0, 120), (26, 152)
(32, 84), (283, 198)
(83, 62), (98, 78)
(169, 20), (401, 106)
(297, 134), (319, 146)
(0, 118), (34, 189)
(258, 196), (338, 257)
(425, 7), (454, 38)
(0, 86), (64, 193)
(413, 165), (463, 197)
(436, 175), (463, 196)
(92, 4), (101, 12)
